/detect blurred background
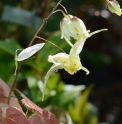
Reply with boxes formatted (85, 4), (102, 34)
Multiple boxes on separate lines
(0, 0), (122, 124)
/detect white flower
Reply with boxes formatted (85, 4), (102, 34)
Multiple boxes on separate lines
(106, 0), (122, 16)
(14, 43), (45, 75)
(16, 43), (45, 61)
(60, 14), (107, 46)
(42, 39), (89, 100)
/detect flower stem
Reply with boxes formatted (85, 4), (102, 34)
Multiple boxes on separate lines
(28, 0), (63, 47)
(7, 0), (63, 104)
(36, 36), (65, 53)
(7, 61), (24, 103)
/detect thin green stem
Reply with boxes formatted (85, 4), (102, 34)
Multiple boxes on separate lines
(7, 61), (24, 103)
(25, 109), (29, 116)
(53, 9), (66, 16)
(28, 0), (62, 47)
(59, 4), (69, 15)
(59, 3), (72, 20)
(36, 36), (65, 53)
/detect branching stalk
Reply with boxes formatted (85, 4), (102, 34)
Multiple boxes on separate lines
(7, 0), (63, 103)
(36, 36), (65, 53)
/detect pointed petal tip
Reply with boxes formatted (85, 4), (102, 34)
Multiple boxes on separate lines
(104, 28), (108, 31)
(86, 71), (90, 75)
(89, 28), (108, 36)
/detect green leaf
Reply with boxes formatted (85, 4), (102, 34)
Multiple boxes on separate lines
(26, 74), (42, 103)
(1, 5), (43, 31)
(47, 73), (61, 90)
(0, 38), (20, 55)
(85, 103), (98, 124)
(0, 51), (15, 82)
(75, 84), (94, 118)
(69, 84), (94, 122)
(50, 85), (85, 108)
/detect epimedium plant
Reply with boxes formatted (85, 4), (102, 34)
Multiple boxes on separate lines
(15, 5), (108, 101)
(0, 0), (122, 124)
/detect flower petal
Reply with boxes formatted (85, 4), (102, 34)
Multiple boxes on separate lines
(70, 38), (85, 56)
(60, 17), (73, 46)
(17, 43), (45, 61)
(42, 63), (62, 101)
(60, 15), (90, 43)
(90, 29), (108, 36)
(81, 66), (90, 75)
(48, 53), (69, 64)
(71, 16), (90, 39)
(60, 18), (71, 40)
(64, 36), (74, 47)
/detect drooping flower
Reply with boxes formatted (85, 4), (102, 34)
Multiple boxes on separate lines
(60, 14), (108, 46)
(106, 0), (122, 16)
(42, 38), (89, 100)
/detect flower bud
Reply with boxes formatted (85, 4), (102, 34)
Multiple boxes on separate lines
(60, 14), (107, 46)
(107, 0), (122, 16)
(60, 15), (90, 44)
(17, 43), (45, 61)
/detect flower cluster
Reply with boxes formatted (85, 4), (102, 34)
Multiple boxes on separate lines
(15, 11), (107, 100)
(42, 13), (107, 99)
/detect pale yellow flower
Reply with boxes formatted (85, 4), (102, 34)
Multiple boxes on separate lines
(60, 14), (107, 46)
(42, 38), (89, 100)
(106, 0), (122, 16)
